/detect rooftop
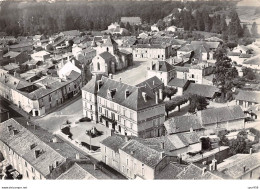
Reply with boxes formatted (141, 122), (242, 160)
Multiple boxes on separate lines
(235, 90), (260, 104)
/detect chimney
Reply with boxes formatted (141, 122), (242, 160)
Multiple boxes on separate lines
(130, 150), (134, 155)
(125, 90), (130, 99)
(119, 77), (122, 83)
(155, 91), (158, 104)
(97, 80), (103, 91)
(212, 159), (217, 171)
(160, 142), (165, 150)
(94, 164), (97, 170)
(160, 151), (165, 159)
(159, 88), (163, 100)
(156, 61), (160, 71)
(202, 167), (207, 175)
(250, 148), (253, 155)
(209, 163), (214, 171)
(34, 149), (41, 158)
(52, 136), (58, 143)
(49, 165), (54, 173)
(12, 129), (19, 136)
(76, 153), (80, 160)
(190, 127), (193, 133)
(109, 73), (113, 79)
(153, 80), (155, 86)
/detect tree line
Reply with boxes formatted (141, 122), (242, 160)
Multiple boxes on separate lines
(0, 1), (234, 36)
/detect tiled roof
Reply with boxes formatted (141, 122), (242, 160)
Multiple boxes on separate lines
(82, 75), (102, 94)
(3, 51), (21, 58)
(56, 162), (110, 180)
(218, 152), (260, 179)
(167, 78), (189, 88)
(200, 105), (245, 126)
(243, 55), (260, 66)
(120, 139), (163, 168)
(174, 66), (189, 72)
(100, 135), (125, 152)
(155, 162), (186, 179)
(178, 44), (194, 52)
(9, 42), (33, 49)
(184, 83), (220, 98)
(3, 63), (20, 71)
(176, 163), (223, 180)
(136, 76), (163, 90)
(235, 90), (260, 103)
(164, 115), (203, 134)
(99, 51), (115, 60)
(151, 61), (174, 72)
(239, 54), (252, 58)
(0, 119), (66, 177)
(227, 51), (241, 56)
(134, 43), (169, 49)
(97, 76), (162, 111)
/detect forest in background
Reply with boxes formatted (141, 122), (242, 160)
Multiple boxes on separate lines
(0, 0), (235, 36)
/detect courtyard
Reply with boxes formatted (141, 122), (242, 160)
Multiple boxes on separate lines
(113, 60), (150, 85)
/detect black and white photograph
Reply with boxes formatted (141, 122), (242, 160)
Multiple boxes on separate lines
(0, 0), (259, 188)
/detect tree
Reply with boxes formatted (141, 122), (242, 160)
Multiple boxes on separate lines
(163, 87), (177, 100)
(125, 22), (131, 31)
(242, 67), (256, 80)
(242, 24), (251, 38)
(165, 94), (189, 117)
(251, 22), (258, 37)
(201, 137), (212, 150)
(188, 94), (209, 114)
(213, 51), (238, 101)
(229, 130), (252, 155)
(120, 22), (125, 28)
(217, 130), (229, 146)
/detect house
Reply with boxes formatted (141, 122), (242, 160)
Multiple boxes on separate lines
(121, 17), (142, 25)
(0, 71), (82, 117)
(31, 51), (50, 61)
(108, 22), (120, 30)
(91, 36), (133, 76)
(136, 76), (164, 94)
(138, 32), (149, 39)
(166, 26), (177, 33)
(82, 75), (165, 138)
(167, 78), (190, 96)
(8, 42), (33, 52)
(2, 63), (20, 74)
(243, 55), (260, 71)
(227, 51), (253, 65)
(184, 83), (220, 100)
(164, 115), (204, 135)
(217, 151), (260, 179)
(72, 45), (96, 65)
(197, 105), (245, 135)
(133, 44), (171, 61)
(146, 60), (175, 85)
(176, 163), (224, 180)
(151, 24), (160, 32)
(100, 136), (182, 180)
(2, 51), (29, 65)
(235, 90), (260, 110)
(233, 45), (252, 54)
(0, 118), (67, 180)
(56, 162), (110, 180)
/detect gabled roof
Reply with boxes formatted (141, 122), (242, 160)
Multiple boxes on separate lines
(151, 61), (175, 72)
(184, 83), (220, 98)
(0, 119), (66, 177)
(155, 162), (186, 179)
(3, 63), (20, 71)
(99, 51), (115, 60)
(120, 139), (163, 168)
(56, 162), (110, 180)
(100, 135), (125, 152)
(3, 51), (21, 58)
(217, 152), (260, 179)
(199, 105), (245, 126)
(136, 76), (163, 90)
(235, 90), (260, 104)
(164, 115), (203, 135)
(82, 75), (102, 94)
(103, 36), (117, 46)
(97, 76), (162, 111)
(178, 44), (194, 52)
(168, 78), (189, 88)
(176, 163), (223, 180)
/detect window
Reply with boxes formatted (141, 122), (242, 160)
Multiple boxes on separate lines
(118, 115), (121, 122)
(25, 161), (27, 167)
(123, 119), (126, 126)
(99, 107), (102, 113)
(130, 123), (133, 129)
(40, 175), (42, 180)
(105, 147), (106, 153)
(122, 166), (125, 173)
(130, 112), (133, 119)
(111, 113), (115, 120)
(142, 167), (145, 176)
(90, 105), (92, 110)
(97, 62), (100, 70)
(31, 167), (34, 173)
(123, 109), (126, 116)
(26, 171), (29, 178)
(127, 159), (128, 166)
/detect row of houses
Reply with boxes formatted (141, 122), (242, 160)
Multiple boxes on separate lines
(0, 118), (111, 180)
